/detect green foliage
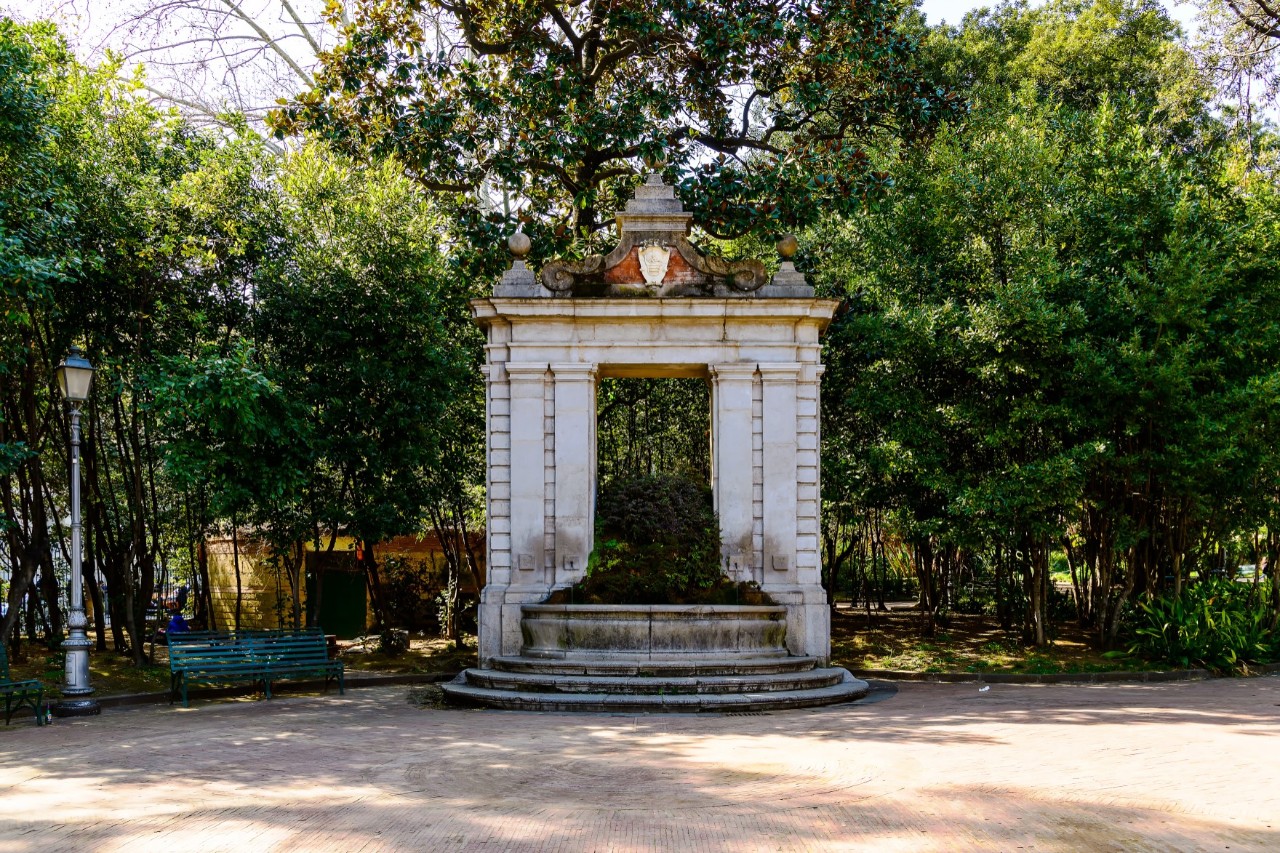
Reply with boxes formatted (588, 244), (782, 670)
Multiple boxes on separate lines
(0, 17), (225, 655)
(272, 0), (959, 274)
(814, 0), (1280, 647)
(252, 145), (474, 549)
(147, 341), (307, 521)
(555, 473), (766, 605)
(1126, 579), (1279, 672)
(378, 627), (410, 657)
(596, 378), (710, 485)
(0, 19), (73, 350)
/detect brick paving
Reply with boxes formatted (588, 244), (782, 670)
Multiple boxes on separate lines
(1, 676), (1277, 851)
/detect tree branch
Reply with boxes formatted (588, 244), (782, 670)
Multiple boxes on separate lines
(540, 1), (583, 55)
(1226, 0), (1280, 39)
(440, 0), (521, 55)
(214, 0), (315, 86)
(278, 0), (324, 55)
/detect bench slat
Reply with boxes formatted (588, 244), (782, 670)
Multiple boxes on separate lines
(168, 629), (343, 707)
(1, 645), (45, 726)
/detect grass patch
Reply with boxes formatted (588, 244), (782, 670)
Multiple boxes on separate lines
(4, 631), (476, 700)
(831, 606), (1166, 675)
(6, 647), (170, 697)
(339, 633), (476, 674)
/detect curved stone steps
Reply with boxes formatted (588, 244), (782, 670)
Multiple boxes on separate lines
(487, 655), (824, 677)
(441, 669), (870, 713)
(465, 667), (847, 696)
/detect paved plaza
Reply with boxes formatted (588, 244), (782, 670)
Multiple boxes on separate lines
(1, 676), (1278, 851)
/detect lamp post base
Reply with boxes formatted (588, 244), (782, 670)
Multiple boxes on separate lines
(51, 697), (101, 718)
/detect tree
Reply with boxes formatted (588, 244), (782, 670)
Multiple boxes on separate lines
(17, 0), (337, 140)
(1196, 0), (1280, 156)
(0, 18), (239, 660)
(0, 18), (73, 652)
(814, 0), (1280, 646)
(271, 0), (957, 271)
(250, 144), (472, 629)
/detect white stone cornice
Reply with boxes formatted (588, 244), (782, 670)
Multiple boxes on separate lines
(709, 363), (759, 380)
(503, 362), (551, 378)
(472, 297), (839, 327)
(549, 363), (599, 379)
(757, 362), (804, 379)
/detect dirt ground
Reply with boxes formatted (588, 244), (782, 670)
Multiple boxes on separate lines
(4, 678), (1279, 850)
(828, 602), (1153, 674)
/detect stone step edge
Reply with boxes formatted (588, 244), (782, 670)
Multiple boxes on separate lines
(519, 649), (791, 661)
(488, 655), (822, 676)
(464, 668), (846, 695)
(440, 672), (871, 713)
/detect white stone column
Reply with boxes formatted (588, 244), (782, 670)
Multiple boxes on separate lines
(551, 363), (597, 585)
(795, 363), (830, 660)
(506, 363), (551, 583)
(496, 362), (553, 657)
(477, 362), (509, 664)
(481, 364), (510, 588)
(795, 365), (823, 587)
(759, 363), (801, 584)
(711, 364), (757, 581)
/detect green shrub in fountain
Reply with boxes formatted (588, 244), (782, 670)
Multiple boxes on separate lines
(545, 473), (772, 605)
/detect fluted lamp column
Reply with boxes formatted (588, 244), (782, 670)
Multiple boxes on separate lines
(52, 346), (100, 718)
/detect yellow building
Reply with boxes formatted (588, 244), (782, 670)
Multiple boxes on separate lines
(205, 534), (485, 638)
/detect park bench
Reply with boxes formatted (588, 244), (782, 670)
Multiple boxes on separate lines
(1, 643), (45, 726)
(168, 629), (344, 708)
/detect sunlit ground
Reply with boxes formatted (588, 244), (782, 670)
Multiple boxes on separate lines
(1, 676), (1276, 850)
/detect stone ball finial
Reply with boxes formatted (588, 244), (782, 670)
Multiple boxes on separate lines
(776, 234), (799, 260)
(508, 230), (531, 259)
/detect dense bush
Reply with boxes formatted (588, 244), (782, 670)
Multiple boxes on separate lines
(1126, 580), (1279, 672)
(548, 474), (771, 605)
(381, 556), (446, 633)
(378, 627), (410, 656)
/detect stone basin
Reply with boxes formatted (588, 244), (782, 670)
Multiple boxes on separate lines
(519, 604), (789, 660)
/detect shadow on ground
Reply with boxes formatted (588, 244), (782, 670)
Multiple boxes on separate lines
(0, 677), (1276, 851)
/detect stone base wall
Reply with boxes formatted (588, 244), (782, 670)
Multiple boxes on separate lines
(519, 604), (788, 660)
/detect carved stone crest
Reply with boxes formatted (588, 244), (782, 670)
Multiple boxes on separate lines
(637, 243), (671, 287)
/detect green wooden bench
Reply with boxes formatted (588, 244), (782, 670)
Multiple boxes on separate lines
(1, 644), (45, 726)
(168, 629), (344, 708)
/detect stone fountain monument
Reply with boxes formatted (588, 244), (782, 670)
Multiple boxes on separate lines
(441, 176), (869, 711)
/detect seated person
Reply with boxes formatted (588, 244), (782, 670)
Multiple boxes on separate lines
(166, 610), (190, 640)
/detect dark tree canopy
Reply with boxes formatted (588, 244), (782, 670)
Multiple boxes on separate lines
(271, 0), (956, 259)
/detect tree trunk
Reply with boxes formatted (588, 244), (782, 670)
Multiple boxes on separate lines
(231, 518), (243, 632)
